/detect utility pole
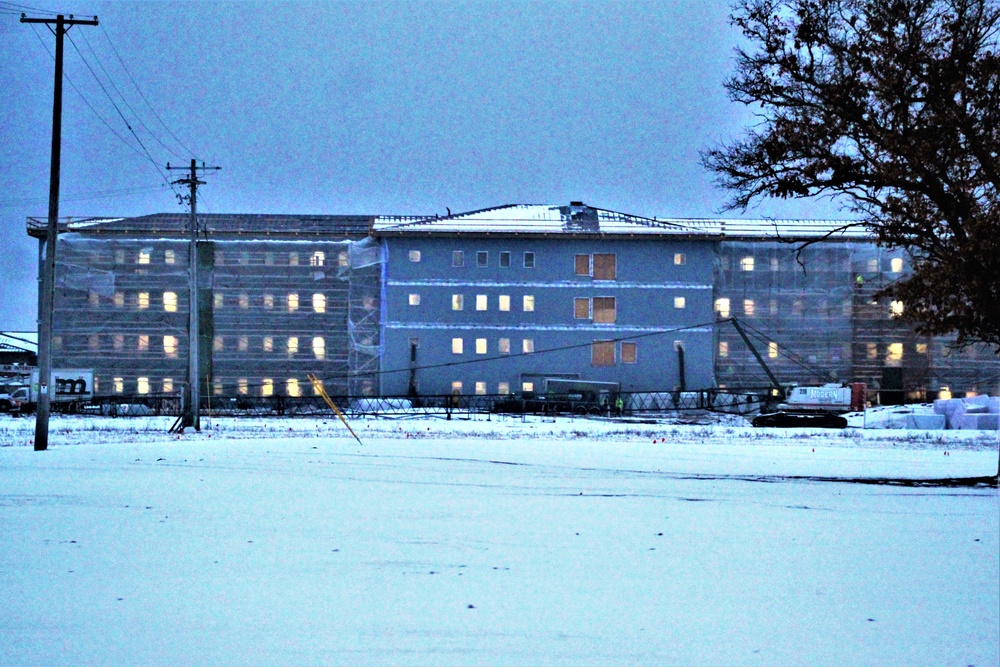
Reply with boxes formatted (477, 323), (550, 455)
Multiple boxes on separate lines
(21, 13), (99, 452)
(167, 160), (220, 431)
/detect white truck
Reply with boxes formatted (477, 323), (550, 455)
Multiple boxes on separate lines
(12, 368), (94, 413)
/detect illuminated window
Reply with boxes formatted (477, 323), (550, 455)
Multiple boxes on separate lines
(621, 342), (637, 364)
(162, 378), (174, 393)
(137, 377), (149, 394)
(475, 338), (487, 354)
(498, 338), (510, 354)
(522, 382), (534, 393)
(592, 297), (615, 323)
(522, 338), (534, 353)
(452, 294), (464, 311)
(768, 342), (778, 358)
(499, 295), (511, 311)
(499, 252), (511, 268)
(311, 251), (325, 267)
(238, 378), (248, 395)
(675, 296), (687, 309)
(88, 291), (99, 307)
(574, 297), (590, 319)
(593, 254), (616, 280)
(498, 381), (510, 395)
(263, 336), (274, 353)
(719, 341), (729, 357)
(477, 251), (488, 267)
(287, 378), (301, 397)
(239, 293), (250, 309)
(164, 249), (175, 265)
(939, 386), (952, 400)
(452, 338), (464, 354)
(916, 343), (928, 354)
(889, 300), (904, 317)
(867, 258), (879, 272)
(287, 293), (299, 312)
(452, 251), (464, 267)
(261, 378), (273, 397)
(213, 336), (224, 351)
(740, 256), (755, 271)
(313, 336), (325, 360)
(523, 252), (535, 268)
(523, 295), (535, 312)
(867, 343), (878, 359)
(451, 381), (462, 395)
(409, 250), (421, 262)
(163, 292), (178, 312)
(213, 378), (223, 396)
(715, 298), (730, 318)
(313, 293), (326, 313)
(163, 335), (178, 358)
(475, 381), (487, 395)
(592, 340), (615, 366)
(337, 250), (349, 268)
(113, 377), (124, 393)
(287, 337), (299, 357)
(575, 254), (590, 276)
(887, 342), (903, 362)
(289, 252), (300, 266)
(890, 257), (903, 273)
(743, 299), (755, 316)
(114, 334), (124, 352)
(138, 292), (150, 309)
(476, 295), (488, 311)
(213, 293), (223, 309)
(409, 294), (420, 306)
(674, 253), (686, 265)
(138, 250), (150, 265)
(138, 334), (149, 352)
(114, 292), (124, 308)
(238, 335), (248, 352)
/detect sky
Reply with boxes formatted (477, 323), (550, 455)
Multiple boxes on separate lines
(0, 0), (848, 332)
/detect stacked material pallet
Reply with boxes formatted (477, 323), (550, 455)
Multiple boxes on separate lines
(933, 395), (1000, 430)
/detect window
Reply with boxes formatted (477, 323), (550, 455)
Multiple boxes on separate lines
(115, 249), (126, 265)
(138, 292), (150, 309)
(215, 250), (225, 265)
(238, 335), (249, 352)
(114, 334), (124, 351)
(674, 297), (686, 309)
(409, 250), (421, 262)
(238, 378), (248, 395)
(261, 378), (274, 397)
(524, 252), (535, 268)
(498, 338), (510, 354)
(263, 336), (274, 353)
(522, 339), (534, 353)
(916, 343), (928, 354)
(451, 381), (463, 395)
(575, 254), (590, 276)
(113, 377), (124, 394)
(743, 299), (754, 316)
(499, 251), (511, 268)
(213, 293), (223, 309)
(163, 292), (177, 312)
(740, 256), (755, 271)
(867, 258), (879, 273)
(114, 291), (125, 308)
(887, 342), (904, 362)
(408, 294), (421, 306)
(719, 341), (729, 358)
(867, 342), (878, 359)
(674, 253), (686, 265)
(498, 381), (510, 395)
(890, 257), (904, 273)
(621, 342), (637, 364)
(163, 335), (178, 358)
(452, 338), (464, 354)
(310, 251), (325, 267)
(240, 252), (250, 266)
(163, 378), (174, 393)
(337, 251), (349, 268)
(452, 294), (464, 311)
(771, 299), (779, 316)
(523, 295), (535, 312)
(593, 254), (616, 280)
(452, 251), (464, 267)
(770, 257), (779, 271)
(164, 249), (176, 265)
(574, 297), (590, 319)
(715, 298), (730, 318)
(88, 334), (99, 351)
(287, 293), (299, 312)
(87, 291), (100, 308)
(239, 293), (250, 309)
(263, 293), (274, 309)
(477, 251), (488, 267)
(138, 335), (149, 352)
(138, 250), (150, 265)
(313, 336), (325, 360)
(476, 295), (488, 311)
(475, 338), (487, 354)
(475, 381), (487, 395)
(499, 295), (511, 311)
(768, 341), (778, 358)
(522, 381), (534, 393)
(265, 252), (274, 266)
(213, 378), (223, 396)
(592, 340), (615, 366)
(592, 297), (616, 323)
(213, 336), (224, 352)
(287, 379), (302, 397)
(289, 252), (300, 267)
(313, 293), (326, 313)
(287, 337), (299, 357)
(889, 300), (904, 317)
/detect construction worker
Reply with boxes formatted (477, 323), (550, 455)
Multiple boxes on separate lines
(614, 395), (624, 417)
(855, 274), (864, 289)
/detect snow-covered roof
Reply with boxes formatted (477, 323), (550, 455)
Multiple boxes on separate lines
(0, 331), (37, 354)
(374, 203), (868, 240)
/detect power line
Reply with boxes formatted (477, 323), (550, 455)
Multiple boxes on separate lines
(0, 2), (61, 15)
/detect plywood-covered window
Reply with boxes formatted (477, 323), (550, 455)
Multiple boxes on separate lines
(575, 254), (590, 276)
(593, 254), (616, 280)
(592, 297), (616, 323)
(574, 297), (590, 319)
(592, 340), (615, 366)
(621, 342), (637, 364)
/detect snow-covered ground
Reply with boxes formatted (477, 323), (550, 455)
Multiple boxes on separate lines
(1, 414), (997, 666)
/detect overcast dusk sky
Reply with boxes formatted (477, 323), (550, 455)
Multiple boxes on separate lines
(0, 0), (846, 332)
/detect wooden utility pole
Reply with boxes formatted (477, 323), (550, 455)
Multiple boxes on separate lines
(21, 13), (99, 452)
(167, 160), (220, 430)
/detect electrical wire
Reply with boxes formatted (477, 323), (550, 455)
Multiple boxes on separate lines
(0, 2), (61, 16)
(0, 184), (170, 208)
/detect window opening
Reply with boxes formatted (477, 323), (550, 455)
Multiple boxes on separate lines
(592, 340), (615, 366)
